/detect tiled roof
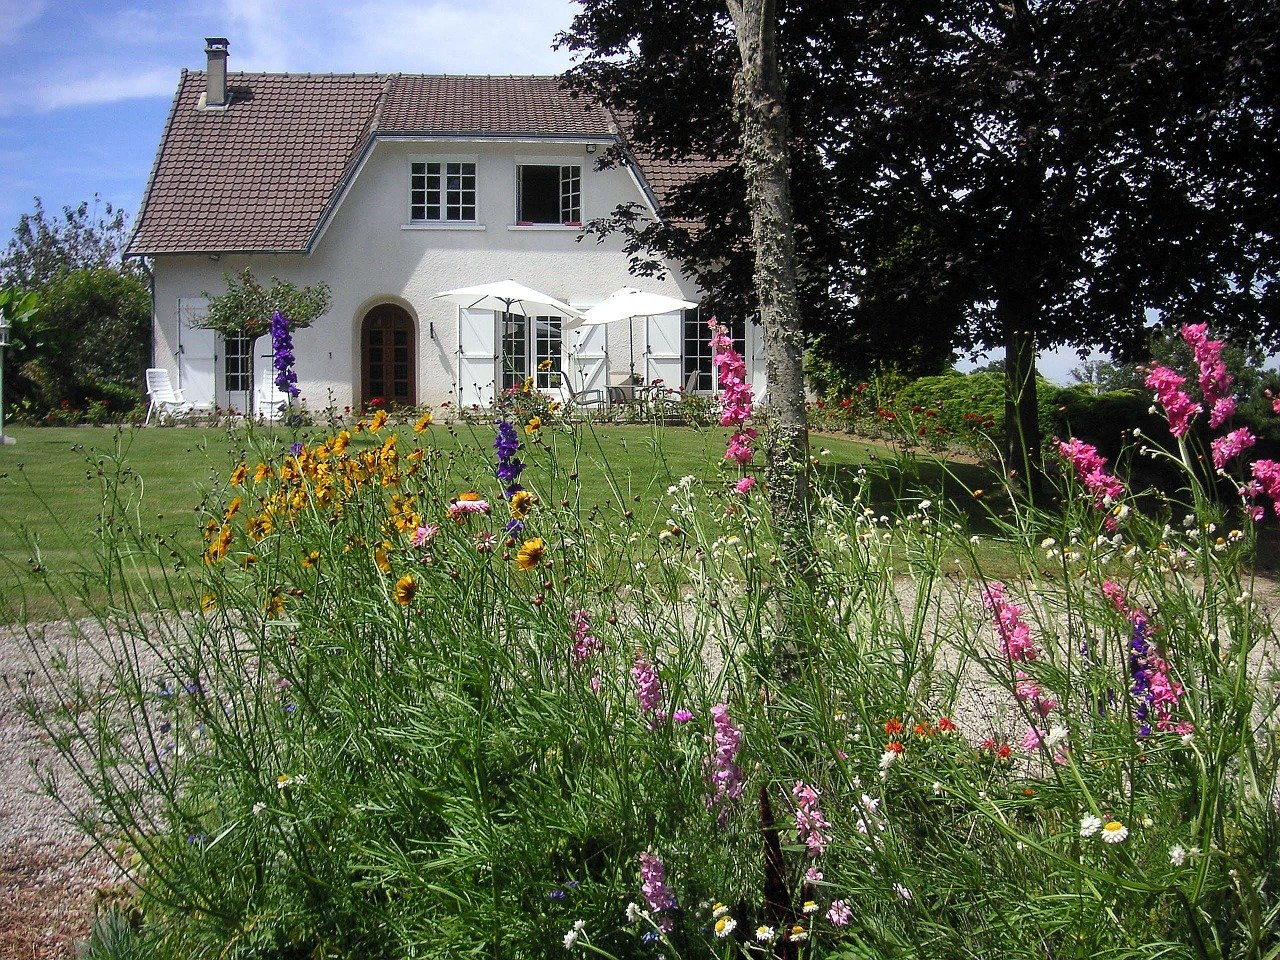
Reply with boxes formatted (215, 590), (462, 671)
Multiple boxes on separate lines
(129, 72), (390, 254)
(128, 72), (710, 256)
(379, 75), (614, 136)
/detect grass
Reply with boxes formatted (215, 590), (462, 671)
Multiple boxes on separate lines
(0, 421), (1006, 622)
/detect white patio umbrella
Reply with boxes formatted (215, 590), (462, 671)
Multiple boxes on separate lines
(431, 279), (583, 320)
(574, 287), (698, 383)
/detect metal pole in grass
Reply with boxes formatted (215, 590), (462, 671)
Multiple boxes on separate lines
(0, 309), (13, 445)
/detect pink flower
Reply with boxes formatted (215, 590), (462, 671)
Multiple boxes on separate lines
(632, 652), (664, 721)
(673, 709), (694, 724)
(804, 867), (824, 884)
(1211, 427), (1256, 470)
(569, 610), (602, 663)
(1182, 323), (1236, 427)
(638, 852), (678, 915)
(1145, 366), (1202, 438)
(827, 901), (851, 927)
(707, 704), (745, 816)
(1056, 438), (1125, 523)
(792, 781), (830, 857)
(708, 318), (755, 465)
(1250, 459), (1280, 518)
(410, 523), (440, 547)
(734, 476), (756, 495)
(446, 498), (491, 520)
(982, 583), (1039, 661)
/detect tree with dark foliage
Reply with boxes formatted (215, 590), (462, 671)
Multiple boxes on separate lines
(559, 0), (1280, 491)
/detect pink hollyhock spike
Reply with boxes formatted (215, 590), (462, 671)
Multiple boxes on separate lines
(1145, 366), (1202, 438)
(708, 318), (756, 464)
(982, 582), (1039, 661)
(1211, 427), (1256, 470)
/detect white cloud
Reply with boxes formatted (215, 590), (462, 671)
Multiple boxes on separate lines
(0, 0), (45, 45)
(25, 67), (176, 112)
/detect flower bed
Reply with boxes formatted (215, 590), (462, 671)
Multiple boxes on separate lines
(24, 324), (1280, 960)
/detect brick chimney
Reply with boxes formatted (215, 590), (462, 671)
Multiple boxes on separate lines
(205, 37), (229, 108)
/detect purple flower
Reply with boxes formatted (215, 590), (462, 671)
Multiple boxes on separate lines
(639, 852), (677, 914)
(569, 610), (602, 663)
(494, 420), (520, 461)
(270, 311), (300, 399)
(672, 709), (694, 724)
(289, 441), (304, 456)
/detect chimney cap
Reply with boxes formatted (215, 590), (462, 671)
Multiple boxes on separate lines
(205, 37), (229, 51)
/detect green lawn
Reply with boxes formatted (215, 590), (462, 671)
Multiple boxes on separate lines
(0, 422), (1002, 621)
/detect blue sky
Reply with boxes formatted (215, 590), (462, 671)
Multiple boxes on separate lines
(0, 0), (579, 235)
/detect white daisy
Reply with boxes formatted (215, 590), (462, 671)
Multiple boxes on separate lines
(1079, 815), (1103, 838)
(1101, 820), (1129, 844)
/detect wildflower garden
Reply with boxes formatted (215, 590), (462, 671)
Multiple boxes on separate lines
(13, 320), (1280, 959)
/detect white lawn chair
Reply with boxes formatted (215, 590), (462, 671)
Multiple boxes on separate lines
(144, 368), (186, 425)
(255, 366), (287, 421)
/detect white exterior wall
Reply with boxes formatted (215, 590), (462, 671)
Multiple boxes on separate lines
(149, 138), (746, 413)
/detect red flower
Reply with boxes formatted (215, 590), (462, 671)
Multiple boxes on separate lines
(885, 740), (905, 754)
(997, 743), (1012, 760)
(913, 722), (934, 737)
(937, 716), (957, 733)
(884, 717), (904, 735)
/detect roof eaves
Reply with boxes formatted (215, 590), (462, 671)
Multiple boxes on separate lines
(130, 246), (311, 257)
(123, 70), (188, 259)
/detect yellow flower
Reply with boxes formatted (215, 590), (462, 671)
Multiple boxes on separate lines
(509, 489), (536, 520)
(247, 514), (272, 542)
(515, 537), (546, 571)
(302, 550), (320, 569)
(394, 574), (416, 606)
(224, 495), (243, 520)
(204, 524), (233, 563)
(332, 431), (351, 455)
(538, 358), (554, 371)
(369, 409), (389, 432)
(239, 554), (258, 568)
(375, 542), (393, 574)
(524, 416), (542, 435)
(522, 377), (534, 394)
(229, 462), (248, 486)
(200, 593), (217, 613)
(253, 463), (272, 483)
(265, 593), (285, 618)
(414, 410), (434, 433)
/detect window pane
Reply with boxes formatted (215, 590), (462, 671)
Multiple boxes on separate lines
(560, 166), (581, 223)
(518, 165), (562, 223)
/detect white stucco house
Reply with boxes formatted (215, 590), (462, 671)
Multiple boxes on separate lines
(126, 38), (764, 416)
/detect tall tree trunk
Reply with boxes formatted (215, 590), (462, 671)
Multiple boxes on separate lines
(725, 0), (810, 571)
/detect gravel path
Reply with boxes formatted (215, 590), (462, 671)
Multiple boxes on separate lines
(0, 622), (129, 960)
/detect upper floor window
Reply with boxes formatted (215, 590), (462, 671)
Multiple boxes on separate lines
(411, 160), (476, 222)
(517, 164), (581, 225)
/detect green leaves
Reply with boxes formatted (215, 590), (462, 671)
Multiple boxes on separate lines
(198, 268), (332, 340)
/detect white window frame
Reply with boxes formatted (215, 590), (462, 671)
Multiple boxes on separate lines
(408, 155), (478, 224)
(513, 155), (583, 227)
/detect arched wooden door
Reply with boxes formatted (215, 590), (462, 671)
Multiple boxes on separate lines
(361, 304), (416, 409)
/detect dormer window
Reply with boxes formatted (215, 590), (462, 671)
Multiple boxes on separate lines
(410, 159), (476, 222)
(517, 164), (581, 225)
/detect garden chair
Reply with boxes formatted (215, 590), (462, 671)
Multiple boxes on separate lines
(255, 366), (287, 421)
(144, 368), (186, 425)
(552, 379), (606, 411)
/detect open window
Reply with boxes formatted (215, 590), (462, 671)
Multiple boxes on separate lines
(516, 164), (581, 225)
